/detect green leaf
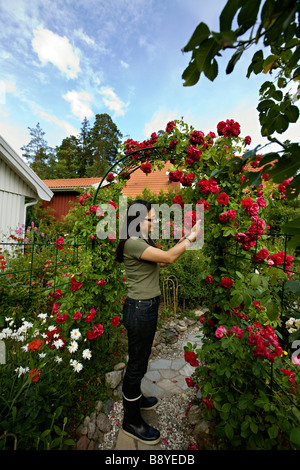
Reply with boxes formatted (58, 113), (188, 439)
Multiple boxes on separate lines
(257, 99), (275, 112)
(265, 300), (278, 321)
(220, 0), (242, 31)
(284, 105), (299, 123)
(237, 0), (262, 33)
(268, 424), (279, 439)
(250, 421), (258, 434)
(225, 423), (234, 439)
(194, 38), (220, 81)
(290, 428), (300, 446)
(182, 22), (211, 52)
(230, 293), (243, 308)
(226, 48), (244, 74)
(182, 59), (201, 86)
(247, 49), (264, 77)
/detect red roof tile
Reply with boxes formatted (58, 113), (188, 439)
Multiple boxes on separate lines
(43, 177), (103, 188)
(122, 161), (177, 196)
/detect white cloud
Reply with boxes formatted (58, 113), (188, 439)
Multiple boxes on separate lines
(99, 88), (128, 116)
(144, 108), (180, 137)
(32, 26), (80, 79)
(74, 28), (95, 46)
(63, 90), (94, 121)
(38, 110), (79, 138)
(120, 60), (129, 69)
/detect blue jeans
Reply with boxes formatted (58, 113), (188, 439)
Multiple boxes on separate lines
(122, 295), (160, 399)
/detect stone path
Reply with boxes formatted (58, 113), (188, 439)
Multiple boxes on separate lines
(114, 331), (203, 450)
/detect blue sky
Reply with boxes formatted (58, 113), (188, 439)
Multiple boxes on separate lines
(0, 0), (298, 159)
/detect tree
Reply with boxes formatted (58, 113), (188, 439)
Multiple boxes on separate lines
(21, 123), (56, 179)
(86, 113), (123, 177)
(181, 0), (300, 202)
(54, 135), (81, 178)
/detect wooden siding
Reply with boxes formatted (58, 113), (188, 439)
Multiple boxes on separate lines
(41, 192), (79, 219)
(0, 156), (36, 238)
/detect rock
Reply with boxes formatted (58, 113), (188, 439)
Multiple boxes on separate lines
(188, 405), (203, 425)
(105, 370), (122, 389)
(87, 419), (96, 439)
(95, 400), (103, 412)
(193, 419), (215, 450)
(76, 424), (88, 437)
(104, 398), (114, 414)
(114, 362), (126, 371)
(76, 435), (90, 450)
(96, 412), (112, 433)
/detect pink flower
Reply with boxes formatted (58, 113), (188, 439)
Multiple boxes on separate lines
(73, 311), (82, 320)
(230, 326), (244, 339)
(215, 326), (228, 338)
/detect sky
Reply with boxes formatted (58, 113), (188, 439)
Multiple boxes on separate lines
(0, 0), (299, 161)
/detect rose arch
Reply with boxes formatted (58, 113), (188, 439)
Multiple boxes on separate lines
(89, 117), (300, 450)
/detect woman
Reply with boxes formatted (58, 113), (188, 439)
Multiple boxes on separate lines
(116, 199), (201, 445)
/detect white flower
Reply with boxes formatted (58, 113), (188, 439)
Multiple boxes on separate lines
(82, 349), (92, 360)
(54, 356), (63, 363)
(68, 341), (78, 353)
(0, 328), (13, 339)
(39, 353), (46, 359)
(37, 313), (47, 324)
(15, 366), (29, 377)
(70, 329), (81, 340)
(70, 359), (83, 372)
(53, 338), (64, 349)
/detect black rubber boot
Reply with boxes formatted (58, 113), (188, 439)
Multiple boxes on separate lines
(122, 395), (160, 445)
(140, 395), (158, 410)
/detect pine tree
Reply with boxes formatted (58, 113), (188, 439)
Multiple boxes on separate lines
(21, 123), (55, 179)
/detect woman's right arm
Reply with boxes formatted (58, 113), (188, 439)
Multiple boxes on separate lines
(140, 221), (201, 264)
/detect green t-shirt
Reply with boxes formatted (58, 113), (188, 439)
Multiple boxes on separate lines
(123, 237), (161, 300)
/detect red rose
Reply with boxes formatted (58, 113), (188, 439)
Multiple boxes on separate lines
(166, 121), (176, 133)
(216, 192), (229, 205)
(70, 277), (83, 292)
(111, 315), (120, 327)
(73, 311), (82, 320)
(184, 350), (199, 367)
(173, 195), (184, 208)
(49, 289), (62, 299)
(219, 212), (228, 224)
(141, 162), (152, 174)
(168, 170), (183, 182)
(106, 173), (114, 182)
(55, 314), (68, 323)
(87, 323), (104, 340)
(219, 278), (234, 288)
(196, 199), (210, 211)
(205, 275), (214, 284)
(55, 236), (64, 250)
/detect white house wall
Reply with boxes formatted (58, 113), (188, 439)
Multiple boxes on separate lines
(0, 156), (36, 240)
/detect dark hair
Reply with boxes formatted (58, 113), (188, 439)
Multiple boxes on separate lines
(115, 199), (156, 262)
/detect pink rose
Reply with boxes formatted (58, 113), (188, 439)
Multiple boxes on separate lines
(215, 326), (228, 338)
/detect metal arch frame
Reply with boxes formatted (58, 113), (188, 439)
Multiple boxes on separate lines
(92, 145), (178, 204)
